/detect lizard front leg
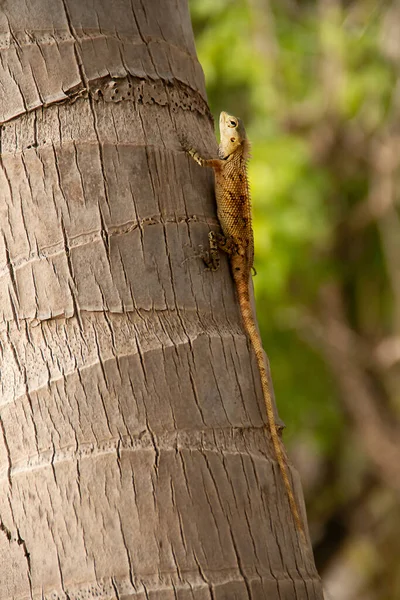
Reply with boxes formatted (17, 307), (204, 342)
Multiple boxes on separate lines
(187, 150), (223, 170)
(179, 136), (224, 170)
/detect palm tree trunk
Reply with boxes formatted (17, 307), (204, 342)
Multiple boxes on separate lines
(0, 0), (322, 597)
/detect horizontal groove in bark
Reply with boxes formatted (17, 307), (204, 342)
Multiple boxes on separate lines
(0, 219), (228, 322)
(0, 74), (212, 128)
(0, 89), (213, 154)
(0, 214), (217, 280)
(34, 569), (320, 600)
(0, 307), (252, 401)
(0, 427), (277, 482)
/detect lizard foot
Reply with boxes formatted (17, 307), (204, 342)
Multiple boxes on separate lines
(181, 246), (219, 271)
(201, 248), (220, 271)
(177, 131), (191, 151)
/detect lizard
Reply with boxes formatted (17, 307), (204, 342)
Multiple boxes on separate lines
(180, 111), (305, 539)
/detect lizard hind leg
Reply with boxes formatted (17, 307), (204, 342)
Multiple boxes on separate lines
(201, 231), (237, 271)
(212, 231), (237, 255)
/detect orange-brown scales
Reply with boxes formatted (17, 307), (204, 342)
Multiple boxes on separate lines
(181, 112), (306, 541)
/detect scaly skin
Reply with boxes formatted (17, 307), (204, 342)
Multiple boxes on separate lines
(181, 111), (305, 539)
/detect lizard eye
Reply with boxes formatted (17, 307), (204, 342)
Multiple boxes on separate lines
(228, 119), (237, 127)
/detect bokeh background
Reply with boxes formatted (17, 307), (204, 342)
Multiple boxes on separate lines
(189, 1), (400, 598)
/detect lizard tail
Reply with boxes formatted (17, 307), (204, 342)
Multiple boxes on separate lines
(234, 273), (305, 539)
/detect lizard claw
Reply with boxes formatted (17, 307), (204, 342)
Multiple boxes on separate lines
(177, 132), (191, 152)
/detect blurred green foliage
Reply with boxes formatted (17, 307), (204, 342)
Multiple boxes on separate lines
(189, 1), (400, 595)
(189, 0), (395, 445)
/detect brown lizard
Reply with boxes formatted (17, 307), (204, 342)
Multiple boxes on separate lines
(181, 111), (305, 538)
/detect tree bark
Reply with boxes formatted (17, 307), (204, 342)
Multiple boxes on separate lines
(0, 1), (322, 598)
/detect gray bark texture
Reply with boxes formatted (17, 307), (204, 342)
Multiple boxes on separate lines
(0, 0), (322, 598)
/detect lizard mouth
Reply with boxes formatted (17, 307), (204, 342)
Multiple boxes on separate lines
(219, 111), (228, 128)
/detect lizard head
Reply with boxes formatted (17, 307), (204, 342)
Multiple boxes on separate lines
(219, 111), (247, 159)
